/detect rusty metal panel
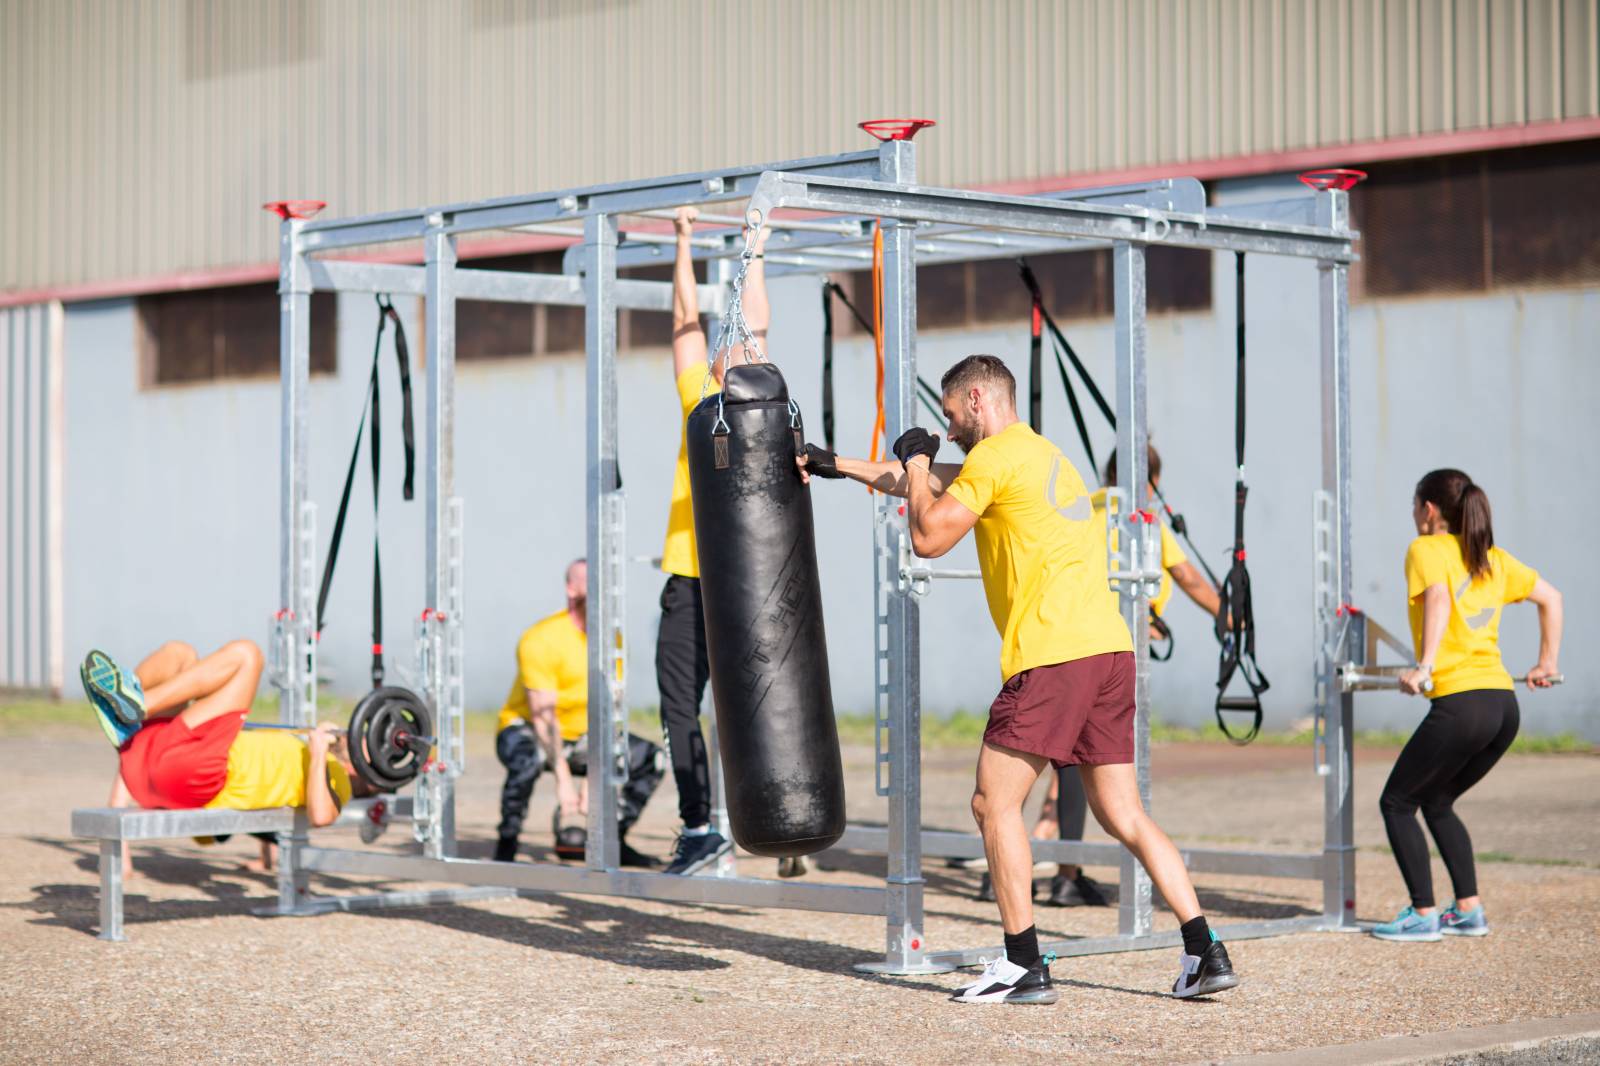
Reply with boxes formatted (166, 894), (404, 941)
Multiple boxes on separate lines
(3, 0), (1598, 294)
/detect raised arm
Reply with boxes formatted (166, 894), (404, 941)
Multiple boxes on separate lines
(1171, 561), (1222, 618)
(1524, 577), (1563, 687)
(799, 444), (961, 497)
(671, 208), (707, 379)
(304, 723), (344, 828)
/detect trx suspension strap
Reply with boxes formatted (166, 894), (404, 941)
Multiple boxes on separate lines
(1028, 289), (1043, 432)
(1213, 253), (1269, 744)
(316, 294), (416, 687)
(821, 278), (945, 434)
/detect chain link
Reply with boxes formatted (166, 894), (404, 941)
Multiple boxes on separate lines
(702, 209), (768, 433)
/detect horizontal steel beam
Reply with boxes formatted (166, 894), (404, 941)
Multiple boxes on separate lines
(296, 149), (883, 252)
(73, 806), (294, 841)
(306, 259), (724, 312)
(298, 847), (887, 915)
(749, 173), (1356, 261)
(833, 826), (1323, 880)
(926, 915), (1330, 967)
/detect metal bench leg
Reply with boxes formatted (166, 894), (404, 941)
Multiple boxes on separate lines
(99, 840), (125, 942)
(273, 810), (312, 915)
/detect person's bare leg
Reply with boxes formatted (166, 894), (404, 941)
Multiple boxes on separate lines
(972, 741), (1048, 934)
(244, 837), (276, 875)
(1079, 762), (1201, 922)
(141, 640), (264, 728)
(671, 207), (708, 378)
(133, 642), (199, 718)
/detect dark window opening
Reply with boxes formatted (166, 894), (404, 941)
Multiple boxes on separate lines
(137, 283), (336, 386)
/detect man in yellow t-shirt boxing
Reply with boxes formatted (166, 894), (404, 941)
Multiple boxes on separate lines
(81, 639), (356, 877)
(654, 207), (771, 876)
(800, 355), (1238, 1003)
(493, 559), (664, 867)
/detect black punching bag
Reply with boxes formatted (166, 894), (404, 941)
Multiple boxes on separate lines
(686, 362), (845, 857)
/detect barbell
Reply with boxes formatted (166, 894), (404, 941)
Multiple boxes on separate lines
(243, 686), (434, 791)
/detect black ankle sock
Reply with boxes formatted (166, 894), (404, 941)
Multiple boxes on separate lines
(1003, 925), (1040, 968)
(1180, 916), (1212, 958)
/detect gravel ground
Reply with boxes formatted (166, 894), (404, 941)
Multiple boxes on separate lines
(2, 723), (1596, 1064)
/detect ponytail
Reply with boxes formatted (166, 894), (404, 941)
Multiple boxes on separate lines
(1415, 468), (1496, 580)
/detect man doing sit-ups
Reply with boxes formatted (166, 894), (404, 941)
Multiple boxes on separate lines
(82, 639), (356, 875)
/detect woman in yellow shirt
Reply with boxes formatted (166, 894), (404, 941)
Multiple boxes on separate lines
(1373, 469), (1563, 942)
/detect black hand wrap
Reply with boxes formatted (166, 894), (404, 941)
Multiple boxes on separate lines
(892, 427), (941, 469)
(801, 443), (845, 479)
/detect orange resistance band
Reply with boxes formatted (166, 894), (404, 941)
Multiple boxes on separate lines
(869, 224), (886, 465)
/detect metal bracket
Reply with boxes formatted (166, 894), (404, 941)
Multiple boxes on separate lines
(1104, 488), (1161, 600)
(872, 501), (896, 797)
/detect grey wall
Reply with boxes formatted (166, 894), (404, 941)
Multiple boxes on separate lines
(61, 201), (1600, 740)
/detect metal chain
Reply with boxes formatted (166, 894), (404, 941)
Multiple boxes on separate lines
(702, 209), (768, 432)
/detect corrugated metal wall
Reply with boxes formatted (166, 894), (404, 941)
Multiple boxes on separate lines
(4, 0), (1598, 292)
(1, 303), (64, 695)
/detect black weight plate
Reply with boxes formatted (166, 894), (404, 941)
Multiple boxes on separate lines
(347, 687), (432, 791)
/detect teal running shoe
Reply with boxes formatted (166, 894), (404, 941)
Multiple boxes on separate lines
(81, 650), (146, 748)
(1371, 905), (1442, 942)
(1440, 902), (1490, 937)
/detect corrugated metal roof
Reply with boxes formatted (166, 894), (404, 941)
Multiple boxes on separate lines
(3, 0), (1598, 292)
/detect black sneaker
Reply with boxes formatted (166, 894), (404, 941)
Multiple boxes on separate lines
(951, 953), (1059, 1005)
(1172, 940), (1240, 998)
(663, 830), (731, 875)
(1048, 871), (1110, 907)
(619, 841), (662, 869)
(492, 836), (518, 863)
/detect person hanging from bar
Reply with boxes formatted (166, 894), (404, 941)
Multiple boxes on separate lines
(656, 206), (773, 875)
(799, 355), (1240, 1002)
(80, 641), (359, 878)
(492, 559), (665, 867)
(1370, 469), (1563, 942)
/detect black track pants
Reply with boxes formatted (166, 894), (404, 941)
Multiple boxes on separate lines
(1055, 766), (1088, 842)
(656, 574), (713, 829)
(1379, 689), (1519, 909)
(495, 724), (664, 843)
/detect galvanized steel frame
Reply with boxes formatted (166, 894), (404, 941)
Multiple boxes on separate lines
(273, 138), (1361, 969)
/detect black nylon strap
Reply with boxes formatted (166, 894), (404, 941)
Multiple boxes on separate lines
(1028, 293), (1042, 432)
(1213, 253), (1269, 744)
(824, 280), (945, 425)
(315, 295), (416, 687)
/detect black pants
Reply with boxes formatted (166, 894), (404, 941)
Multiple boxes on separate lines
(1379, 689), (1519, 909)
(656, 574), (713, 828)
(1055, 766), (1088, 843)
(495, 724), (664, 843)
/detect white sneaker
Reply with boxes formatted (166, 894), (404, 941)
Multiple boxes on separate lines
(951, 955), (1058, 1005)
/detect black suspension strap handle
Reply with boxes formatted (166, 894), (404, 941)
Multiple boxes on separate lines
(315, 294), (416, 688)
(1213, 253), (1269, 745)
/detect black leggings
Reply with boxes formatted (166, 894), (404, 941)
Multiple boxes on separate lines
(1379, 689), (1519, 909)
(656, 575), (713, 828)
(1055, 766), (1088, 843)
(495, 725), (664, 843)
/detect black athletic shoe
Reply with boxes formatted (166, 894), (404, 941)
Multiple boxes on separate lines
(619, 841), (662, 869)
(1172, 939), (1240, 998)
(492, 837), (518, 863)
(664, 831), (731, 875)
(951, 954), (1059, 1005)
(1048, 871), (1110, 907)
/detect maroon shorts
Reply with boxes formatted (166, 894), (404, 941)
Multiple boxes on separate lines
(984, 652), (1135, 768)
(117, 711), (247, 809)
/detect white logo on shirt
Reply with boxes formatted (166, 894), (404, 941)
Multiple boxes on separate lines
(1046, 457), (1092, 521)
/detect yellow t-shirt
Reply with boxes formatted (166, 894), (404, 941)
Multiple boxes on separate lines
(944, 423), (1133, 681)
(205, 731), (353, 812)
(661, 365), (720, 579)
(496, 610), (589, 740)
(1090, 489), (1188, 616)
(1404, 533), (1539, 698)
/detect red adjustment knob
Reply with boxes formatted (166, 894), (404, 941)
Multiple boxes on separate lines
(910, 938), (921, 950)
(1298, 169), (1366, 192)
(263, 199), (327, 220)
(859, 118), (937, 142)
(898, 504), (907, 516)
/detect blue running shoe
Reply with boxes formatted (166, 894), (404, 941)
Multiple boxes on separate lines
(81, 650), (146, 748)
(1371, 905), (1442, 942)
(1440, 902), (1490, 937)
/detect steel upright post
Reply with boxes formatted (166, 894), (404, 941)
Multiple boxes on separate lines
(423, 221), (460, 858)
(856, 138), (949, 975)
(1111, 240), (1155, 938)
(1317, 189), (1358, 929)
(277, 216), (315, 728)
(583, 213), (624, 872)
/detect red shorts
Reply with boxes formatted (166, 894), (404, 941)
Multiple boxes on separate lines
(984, 652), (1135, 768)
(117, 711), (247, 809)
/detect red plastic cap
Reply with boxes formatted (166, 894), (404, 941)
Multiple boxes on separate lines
(859, 119), (936, 142)
(1298, 169), (1366, 192)
(263, 199), (327, 220)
